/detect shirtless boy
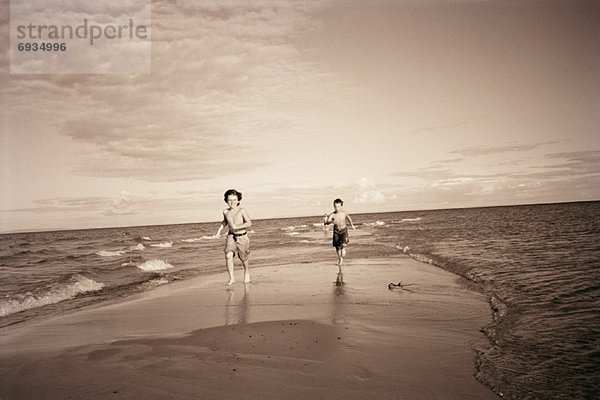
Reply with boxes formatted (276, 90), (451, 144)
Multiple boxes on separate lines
(324, 198), (356, 275)
(216, 189), (252, 285)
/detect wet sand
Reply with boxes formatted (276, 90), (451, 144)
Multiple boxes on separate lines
(0, 256), (497, 399)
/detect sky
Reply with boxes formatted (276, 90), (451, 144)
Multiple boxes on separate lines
(1, 0), (599, 233)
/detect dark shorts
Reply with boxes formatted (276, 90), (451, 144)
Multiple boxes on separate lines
(224, 233), (250, 261)
(332, 228), (349, 250)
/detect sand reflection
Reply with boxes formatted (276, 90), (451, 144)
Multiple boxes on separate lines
(225, 284), (250, 325)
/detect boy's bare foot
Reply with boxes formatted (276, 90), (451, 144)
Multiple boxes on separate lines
(244, 274), (250, 284)
(227, 279), (235, 285)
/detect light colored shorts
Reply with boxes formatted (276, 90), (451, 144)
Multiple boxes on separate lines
(224, 233), (250, 262)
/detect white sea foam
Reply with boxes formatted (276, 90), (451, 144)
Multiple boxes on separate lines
(149, 241), (173, 248)
(396, 245), (411, 253)
(201, 235), (218, 240)
(121, 261), (137, 267)
(97, 243), (144, 257)
(287, 232), (300, 236)
(364, 220), (386, 227)
(141, 236), (152, 241)
(137, 259), (174, 271)
(392, 217), (422, 223)
(410, 253), (434, 264)
(312, 223), (324, 227)
(96, 250), (127, 257)
(0, 275), (104, 317)
(282, 225), (308, 231)
(141, 277), (170, 289)
(181, 238), (203, 243)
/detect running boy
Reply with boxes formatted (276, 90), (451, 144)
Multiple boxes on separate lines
(215, 189), (252, 285)
(324, 198), (356, 273)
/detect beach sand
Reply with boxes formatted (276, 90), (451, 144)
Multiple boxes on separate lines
(0, 256), (497, 399)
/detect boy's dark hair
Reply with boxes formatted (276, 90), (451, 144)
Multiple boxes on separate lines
(224, 189), (242, 202)
(333, 198), (343, 206)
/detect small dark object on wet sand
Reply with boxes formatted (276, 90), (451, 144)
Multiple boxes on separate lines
(388, 281), (416, 292)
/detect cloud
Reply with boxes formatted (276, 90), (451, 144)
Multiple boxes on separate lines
(431, 177), (474, 187)
(3, 0), (334, 182)
(545, 150), (600, 168)
(354, 177), (393, 204)
(408, 119), (470, 134)
(3, 196), (112, 214)
(387, 149), (600, 209)
(396, 150), (600, 182)
(452, 141), (556, 157)
(356, 191), (386, 204)
(0, 2), (8, 72)
(8, 0), (151, 74)
(111, 191), (132, 209)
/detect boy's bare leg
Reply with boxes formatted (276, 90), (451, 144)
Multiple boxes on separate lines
(242, 260), (250, 283)
(226, 252), (235, 285)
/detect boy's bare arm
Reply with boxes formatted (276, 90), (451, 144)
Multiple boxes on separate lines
(324, 212), (334, 225)
(215, 213), (228, 237)
(346, 214), (356, 230)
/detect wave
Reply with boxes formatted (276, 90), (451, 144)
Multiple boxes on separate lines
(141, 236), (152, 241)
(181, 238), (203, 243)
(149, 241), (173, 248)
(404, 251), (434, 265)
(96, 243), (145, 257)
(392, 217), (422, 223)
(181, 234), (222, 242)
(281, 225), (308, 231)
(121, 262), (137, 267)
(96, 250), (127, 257)
(0, 275), (104, 317)
(397, 243), (510, 358)
(140, 277), (170, 289)
(397, 245), (471, 276)
(363, 220), (386, 227)
(136, 259), (173, 271)
(8, 249), (54, 258)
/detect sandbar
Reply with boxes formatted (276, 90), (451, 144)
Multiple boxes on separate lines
(0, 256), (497, 399)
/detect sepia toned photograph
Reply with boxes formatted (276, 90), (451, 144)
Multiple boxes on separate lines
(1, 0), (599, 399)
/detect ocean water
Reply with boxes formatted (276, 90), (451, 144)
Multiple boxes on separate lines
(1, 201), (598, 399)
